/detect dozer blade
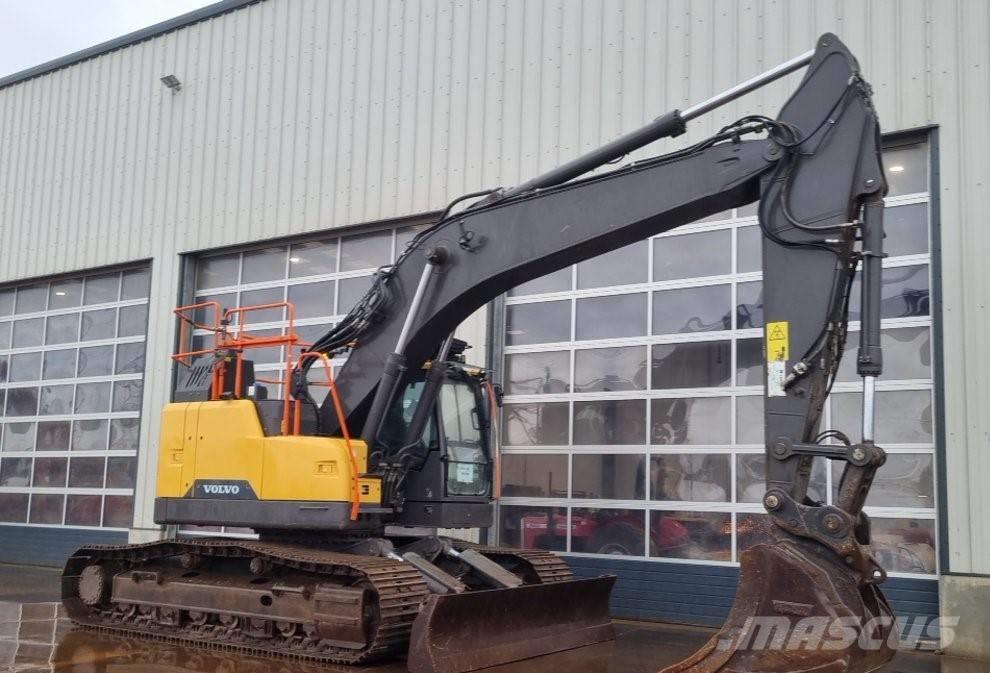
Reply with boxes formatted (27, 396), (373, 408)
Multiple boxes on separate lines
(659, 532), (896, 673)
(407, 575), (616, 673)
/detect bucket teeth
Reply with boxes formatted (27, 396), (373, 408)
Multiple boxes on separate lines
(659, 523), (896, 673)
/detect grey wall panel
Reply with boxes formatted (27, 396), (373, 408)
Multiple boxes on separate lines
(0, 0), (986, 573)
(0, 526), (127, 568)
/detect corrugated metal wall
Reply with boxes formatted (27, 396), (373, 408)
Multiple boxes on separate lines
(0, 0), (986, 574)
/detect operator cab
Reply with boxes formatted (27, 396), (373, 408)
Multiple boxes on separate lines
(378, 351), (497, 529)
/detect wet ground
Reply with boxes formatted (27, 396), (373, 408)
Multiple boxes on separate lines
(0, 563), (984, 673)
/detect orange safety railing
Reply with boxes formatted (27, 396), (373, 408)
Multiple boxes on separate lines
(172, 300), (360, 521)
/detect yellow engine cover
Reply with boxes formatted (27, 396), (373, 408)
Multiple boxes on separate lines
(155, 400), (380, 505)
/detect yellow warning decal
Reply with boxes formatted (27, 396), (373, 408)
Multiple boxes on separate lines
(766, 321), (789, 361)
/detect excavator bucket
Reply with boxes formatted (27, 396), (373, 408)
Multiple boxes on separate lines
(660, 525), (896, 673)
(407, 575), (616, 673)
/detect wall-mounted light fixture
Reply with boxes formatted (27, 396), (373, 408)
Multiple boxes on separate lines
(160, 74), (182, 93)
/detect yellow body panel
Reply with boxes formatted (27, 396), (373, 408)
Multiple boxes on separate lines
(155, 400), (377, 505)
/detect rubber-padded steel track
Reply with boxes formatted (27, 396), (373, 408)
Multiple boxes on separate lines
(62, 539), (429, 665)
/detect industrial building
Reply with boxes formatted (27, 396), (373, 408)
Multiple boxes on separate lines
(0, 0), (986, 660)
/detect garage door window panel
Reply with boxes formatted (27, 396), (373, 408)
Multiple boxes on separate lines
(574, 347), (646, 392)
(571, 508), (646, 556)
(500, 454), (568, 498)
(573, 399), (646, 445)
(572, 454), (645, 500)
(649, 510), (731, 561)
(652, 341), (731, 389)
(504, 351), (570, 395)
(650, 397), (730, 445)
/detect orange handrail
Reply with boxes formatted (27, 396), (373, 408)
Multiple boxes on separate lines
(294, 351), (360, 521)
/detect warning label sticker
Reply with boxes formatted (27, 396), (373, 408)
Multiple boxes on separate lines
(766, 321), (789, 362)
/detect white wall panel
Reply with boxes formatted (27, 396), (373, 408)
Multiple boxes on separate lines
(0, 0), (986, 573)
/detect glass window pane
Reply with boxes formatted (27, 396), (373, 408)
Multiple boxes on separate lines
(112, 380), (144, 412)
(573, 399), (645, 445)
(654, 230), (730, 281)
(500, 454), (567, 498)
(504, 351), (570, 395)
(736, 395), (765, 444)
(340, 231), (391, 271)
(737, 225), (762, 273)
(651, 454), (731, 502)
(577, 242), (648, 289)
(836, 326), (930, 382)
(109, 418), (140, 451)
(29, 493), (64, 524)
(849, 264), (929, 320)
(12, 317), (44, 347)
(649, 510), (730, 561)
(197, 254), (239, 289)
(737, 453), (825, 503)
(736, 338), (762, 386)
(885, 203), (928, 257)
(72, 420), (109, 451)
(290, 239), (337, 277)
(652, 340), (731, 389)
(0, 493), (29, 523)
(102, 495), (134, 528)
(651, 397), (730, 445)
(652, 285), (731, 335)
(115, 342), (145, 375)
(574, 346), (646, 392)
(65, 494), (102, 526)
(0, 321), (10, 349)
(506, 301), (570, 346)
(502, 402), (569, 446)
(6, 388), (39, 416)
(832, 453), (933, 509)
(0, 289), (13, 316)
(193, 293), (235, 324)
(871, 517), (935, 574)
(737, 512), (773, 552)
(49, 278), (83, 309)
(43, 349), (77, 380)
(572, 508), (645, 556)
(236, 287), (284, 325)
(575, 293), (646, 341)
(288, 281), (334, 319)
(75, 382), (111, 413)
(32, 456), (67, 486)
(395, 225), (430, 259)
(294, 323), (332, 347)
(15, 284), (48, 314)
(83, 274), (119, 305)
(572, 454), (645, 499)
(831, 390), (932, 444)
(242, 246), (287, 283)
(3, 423), (35, 451)
(69, 457), (105, 488)
(106, 456), (137, 489)
(337, 276), (372, 313)
(121, 268), (151, 300)
(37, 421), (71, 451)
(39, 385), (74, 415)
(77, 345), (114, 377)
(45, 313), (80, 345)
(508, 268), (571, 297)
(0, 457), (32, 486)
(239, 328), (283, 364)
(883, 144), (928, 197)
(736, 281), (764, 329)
(498, 505), (567, 551)
(10, 352), (42, 382)
(117, 304), (148, 337)
(81, 308), (116, 341)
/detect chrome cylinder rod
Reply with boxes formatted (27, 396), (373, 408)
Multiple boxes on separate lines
(862, 375), (877, 442)
(395, 260), (438, 355)
(681, 49), (815, 121)
(498, 48), (815, 200)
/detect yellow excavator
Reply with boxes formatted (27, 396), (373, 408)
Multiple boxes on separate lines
(62, 34), (897, 673)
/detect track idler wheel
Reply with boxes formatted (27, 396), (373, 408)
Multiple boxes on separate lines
(659, 523), (896, 673)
